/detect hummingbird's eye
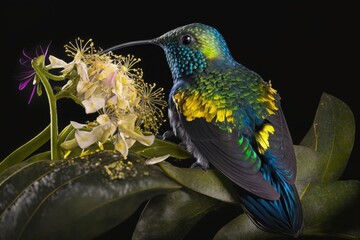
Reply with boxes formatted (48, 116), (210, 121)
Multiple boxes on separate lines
(181, 34), (193, 45)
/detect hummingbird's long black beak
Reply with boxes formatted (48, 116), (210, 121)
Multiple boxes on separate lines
(101, 39), (158, 54)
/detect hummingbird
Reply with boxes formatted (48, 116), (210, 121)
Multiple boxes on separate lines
(105, 23), (304, 237)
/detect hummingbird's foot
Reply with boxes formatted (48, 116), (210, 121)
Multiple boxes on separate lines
(191, 159), (209, 170)
(191, 161), (203, 169)
(161, 130), (174, 140)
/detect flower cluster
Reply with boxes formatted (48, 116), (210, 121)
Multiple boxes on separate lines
(41, 38), (167, 158)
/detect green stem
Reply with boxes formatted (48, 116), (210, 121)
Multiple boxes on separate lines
(55, 91), (83, 106)
(42, 71), (65, 81)
(32, 61), (59, 160)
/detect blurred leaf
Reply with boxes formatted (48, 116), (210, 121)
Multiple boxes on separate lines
(132, 189), (221, 240)
(300, 93), (355, 183)
(294, 145), (323, 194)
(131, 138), (193, 159)
(159, 162), (238, 203)
(302, 180), (360, 238)
(0, 125), (50, 174)
(0, 151), (180, 240)
(214, 180), (360, 240)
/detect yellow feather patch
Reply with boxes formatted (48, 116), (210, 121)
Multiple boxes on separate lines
(258, 85), (278, 118)
(173, 91), (234, 123)
(255, 123), (275, 154)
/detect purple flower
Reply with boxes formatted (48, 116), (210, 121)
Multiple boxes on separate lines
(17, 43), (51, 104)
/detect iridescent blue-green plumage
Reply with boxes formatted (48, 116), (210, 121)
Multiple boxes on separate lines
(157, 23), (304, 237)
(108, 22), (304, 237)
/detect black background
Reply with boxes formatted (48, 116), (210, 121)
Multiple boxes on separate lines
(2, 1), (359, 239)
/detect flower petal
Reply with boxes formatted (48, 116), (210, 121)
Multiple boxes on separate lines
(75, 126), (103, 149)
(47, 55), (68, 69)
(82, 97), (105, 114)
(96, 114), (117, 142)
(77, 81), (97, 99)
(62, 61), (76, 74)
(70, 121), (87, 129)
(77, 61), (90, 82)
(125, 138), (136, 148)
(96, 114), (111, 125)
(28, 85), (36, 104)
(118, 124), (155, 146)
(114, 133), (128, 158)
(18, 78), (32, 90)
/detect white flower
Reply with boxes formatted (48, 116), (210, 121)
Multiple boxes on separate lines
(58, 38), (167, 159)
(70, 114), (116, 149)
(47, 55), (68, 69)
(82, 97), (105, 114)
(114, 132), (129, 158)
(76, 61), (90, 82)
(75, 126), (104, 149)
(117, 114), (155, 146)
(47, 55), (89, 81)
(77, 81), (98, 99)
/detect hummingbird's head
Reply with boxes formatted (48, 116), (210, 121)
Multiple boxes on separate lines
(154, 23), (234, 79)
(103, 23), (234, 80)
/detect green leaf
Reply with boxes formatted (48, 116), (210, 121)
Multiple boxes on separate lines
(300, 93), (355, 183)
(213, 213), (279, 240)
(0, 125), (50, 174)
(214, 180), (360, 240)
(57, 123), (75, 145)
(133, 189), (221, 240)
(0, 151), (181, 240)
(25, 151), (51, 163)
(294, 145), (323, 194)
(131, 138), (193, 159)
(302, 180), (360, 238)
(159, 161), (238, 203)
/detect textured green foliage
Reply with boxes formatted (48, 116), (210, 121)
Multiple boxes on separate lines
(159, 161), (238, 203)
(0, 151), (180, 240)
(302, 180), (360, 237)
(132, 189), (221, 240)
(294, 145), (322, 194)
(300, 93), (355, 183)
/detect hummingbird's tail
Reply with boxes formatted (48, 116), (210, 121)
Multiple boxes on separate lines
(238, 166), (304, 237)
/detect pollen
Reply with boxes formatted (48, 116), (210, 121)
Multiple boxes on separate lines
(104, 159), (138, 180)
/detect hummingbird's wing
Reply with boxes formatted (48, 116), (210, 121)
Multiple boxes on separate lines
(170, 92), (296, 200)
(179, 114), (281, 200)
(263, 103), (297, 184)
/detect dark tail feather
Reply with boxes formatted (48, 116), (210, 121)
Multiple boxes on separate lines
(238, 174), (304, 237)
